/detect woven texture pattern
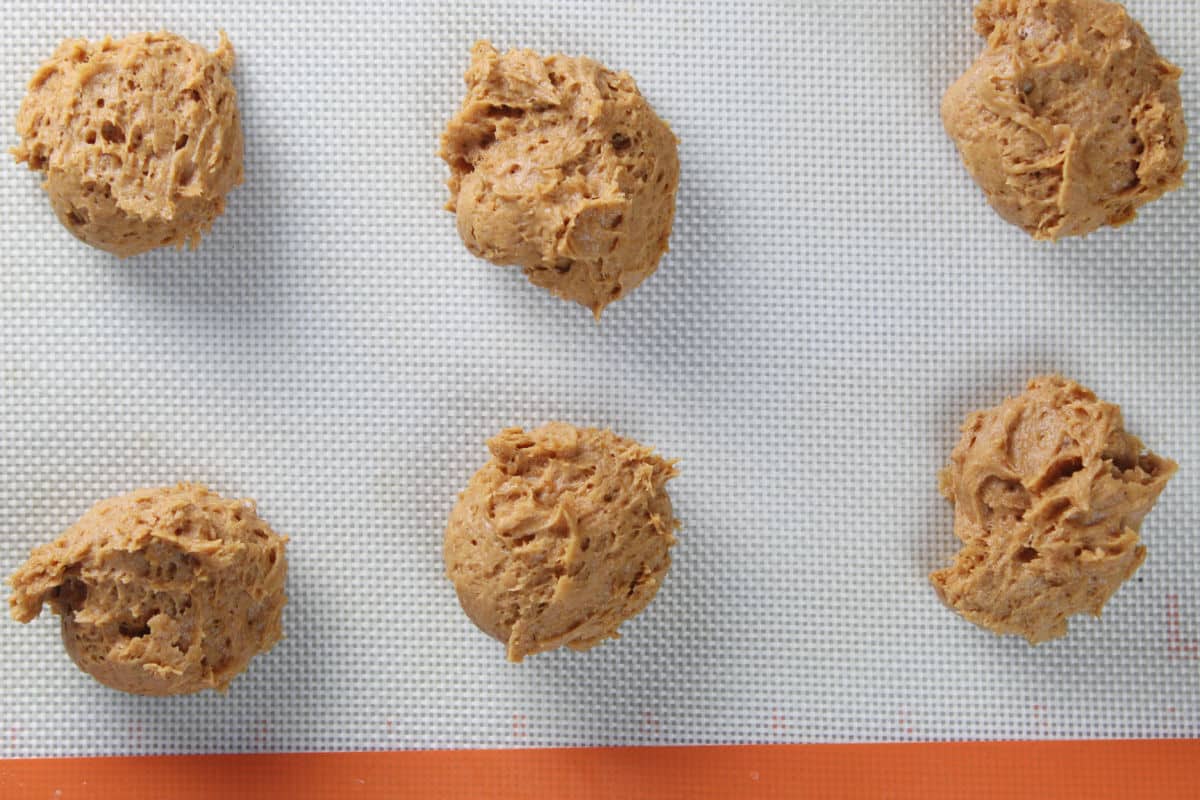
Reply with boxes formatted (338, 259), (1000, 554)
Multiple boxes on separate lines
(0, 1), (1196, 756)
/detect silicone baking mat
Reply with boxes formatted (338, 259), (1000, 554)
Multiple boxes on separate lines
(0, 0), (1197, 766)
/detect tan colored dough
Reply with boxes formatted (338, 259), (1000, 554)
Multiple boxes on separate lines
(9, 484), (287, 695)
(12, 31), (244, 257)
(942, 0), (1187, 239)
(931, 376), (1176, 643)
(439, 41), (680, 318)
(444, 423), (680, 661)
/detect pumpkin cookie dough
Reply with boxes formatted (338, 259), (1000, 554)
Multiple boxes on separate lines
(931, 377), (1177, 643)
(444, 423), (680, 661)
(12, 31), (244, 257)
(942, 0), (1187, 239)
(439, 41), (680, 318)
(9, 484), (287, 695)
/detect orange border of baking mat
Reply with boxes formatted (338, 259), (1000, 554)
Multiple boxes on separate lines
(2, 739), (1197, 799)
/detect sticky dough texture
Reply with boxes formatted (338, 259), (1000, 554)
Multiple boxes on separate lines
(9, 484), (287, 695)
(444, 423), (680, 662)
(12, 31), (244, 257)
(931, 377), (1176, 643)
(439, 41), (680, 317)
(942, 0), (1187, 239)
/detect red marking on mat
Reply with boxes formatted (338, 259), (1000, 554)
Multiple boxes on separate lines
(128, 722), (143, 746)
(511, 714), (528, 739)
(1032, 705), (1049, 732)
(899, 708), (914, 735)
(769, 708), (788, 733)
(253, 721), (269, 747)
(642, 711), (661, 734)
(1166, 595), (1199, 660)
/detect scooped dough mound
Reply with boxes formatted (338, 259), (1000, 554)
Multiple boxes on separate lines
(931, 376), (1176, 643)
(12, 31), (245, 257)
(9, 484), (287, 695)
(439, 41), (680, 318)
(942, 0), (1187, 239)
(444, 423), (680, 661)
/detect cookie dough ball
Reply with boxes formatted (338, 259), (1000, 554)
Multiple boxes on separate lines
(12, 31), (245, 257)
(9, 484), (287, 695)
(439, 41), (680, 318)
(444, 423), (680, 661)
(931, 377), (1176, 643)
(942, 0), (1187, 239)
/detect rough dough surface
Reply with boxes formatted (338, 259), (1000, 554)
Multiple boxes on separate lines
(9, 484), (287, 695)
(931, 376), (1176, 643)
(444, 423), (679, 661)
(439, 41), (680, 318)
(942, 0), (1187, 240)
(12, 31), (244, 257)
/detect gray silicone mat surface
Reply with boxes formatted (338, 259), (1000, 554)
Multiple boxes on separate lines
(0, 0), (1196, 757)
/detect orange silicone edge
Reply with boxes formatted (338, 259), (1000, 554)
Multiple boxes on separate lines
(1, 739), (1197, 799)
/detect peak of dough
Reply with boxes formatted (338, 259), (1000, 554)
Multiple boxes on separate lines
(942, 0), (1187, 239)
(440, 42), (680, 317)
(12, 31), (245, 256)
(931, 376), (1176, 643)
(444, 422), (680, 661)
(9, 484), (287, 695)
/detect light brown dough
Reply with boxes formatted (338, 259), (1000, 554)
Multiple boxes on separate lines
(444, 423), (679, 661)
(439, 41), (680, 318)
(9, 484), (287, 695)
(931, 376), (1176, 643)
(12, 31), (244, 257)
(942, 0), (1187, 240)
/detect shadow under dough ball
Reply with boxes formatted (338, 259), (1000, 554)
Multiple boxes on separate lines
(942, 0), (1187, 239)
(931, 376), (1177, 643)
(9, 484), (287, 695)
(444, 423), (680, 662)
(439, 41), (680, 318)
(12, 31), (244, 257)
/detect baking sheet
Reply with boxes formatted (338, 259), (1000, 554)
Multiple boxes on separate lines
(0, 0), (1196, 757)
